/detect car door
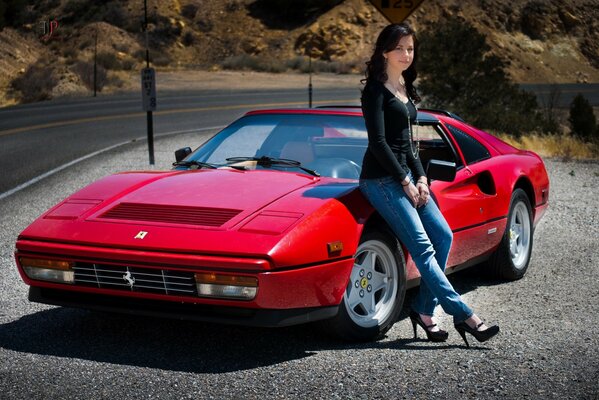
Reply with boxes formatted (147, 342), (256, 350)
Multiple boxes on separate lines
(427, 122), (502, 268)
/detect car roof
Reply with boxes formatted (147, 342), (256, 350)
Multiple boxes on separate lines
(245, 106), (441, 124)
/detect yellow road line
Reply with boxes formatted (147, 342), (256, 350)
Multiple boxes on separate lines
(0, 99), (357, 137)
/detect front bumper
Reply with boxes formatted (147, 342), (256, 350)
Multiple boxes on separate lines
(16, 240), (354, 325)
(28, 287), (339, 327)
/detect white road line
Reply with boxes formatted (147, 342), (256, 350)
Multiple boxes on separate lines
(0, 126), (223, 201)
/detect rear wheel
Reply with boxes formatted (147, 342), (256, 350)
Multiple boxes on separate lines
(325, 230), (406, 341)
(487, 188), (533, 280)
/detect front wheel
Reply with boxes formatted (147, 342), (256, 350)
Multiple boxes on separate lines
(324, 230), (406, 341)
(487, 188), (534, 280)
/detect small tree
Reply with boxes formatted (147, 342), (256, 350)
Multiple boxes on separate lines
(568, 94), (598, 142)
(418, 17), (544, 136)
(11, 65), (58, 103)
(72, 61), (107, 93)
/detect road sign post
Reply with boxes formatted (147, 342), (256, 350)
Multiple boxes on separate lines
(367, 0), (425, 23)
(142, 0), (155, 165)
(141, 67), (156, 165)
(141, 68), (156, 112)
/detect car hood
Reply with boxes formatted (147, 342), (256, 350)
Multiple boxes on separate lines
(17, 169), (345, 260)
(87, 169), (318, 225)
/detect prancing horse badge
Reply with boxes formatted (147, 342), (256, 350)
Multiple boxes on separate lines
(134, 231), (148, 239)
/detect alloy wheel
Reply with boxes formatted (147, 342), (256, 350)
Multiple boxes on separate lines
(344, 239), (398, 328)
(509, 201), (531, 270)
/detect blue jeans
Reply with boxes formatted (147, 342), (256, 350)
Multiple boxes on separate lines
(359, 175), (473, 323)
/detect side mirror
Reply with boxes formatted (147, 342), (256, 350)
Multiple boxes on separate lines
(426, 159), (456, 182)
(174, 147), (192, 162)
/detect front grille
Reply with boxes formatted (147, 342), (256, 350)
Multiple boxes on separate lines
(73, 263), (197, 296)
(98, 202), (242, 227)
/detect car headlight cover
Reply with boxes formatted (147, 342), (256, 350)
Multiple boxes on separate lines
(239, 211), (302, 235)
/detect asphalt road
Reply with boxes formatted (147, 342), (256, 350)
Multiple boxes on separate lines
(0, 130), (597, 399)
(1, 83), (597, 197)
(520, 83), (599, 108)
(0, 87), (360, 195)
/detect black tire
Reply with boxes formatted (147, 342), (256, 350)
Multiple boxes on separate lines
(323, 229), (407, 341)
(487, 188), (534, 280)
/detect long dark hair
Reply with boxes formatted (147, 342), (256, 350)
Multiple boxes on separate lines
(363, 23), (421, 103)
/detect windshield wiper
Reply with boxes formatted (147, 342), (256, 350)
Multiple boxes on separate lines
(172, 160), (217, 169)
(225, 156), (320, 177)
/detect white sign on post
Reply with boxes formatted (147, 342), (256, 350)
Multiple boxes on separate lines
(141, 67), (156, 111)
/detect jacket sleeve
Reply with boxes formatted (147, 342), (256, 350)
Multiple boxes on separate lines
(361, 83), (409, 182)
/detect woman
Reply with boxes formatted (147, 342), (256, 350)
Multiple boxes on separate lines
(359, 23), (499, 347)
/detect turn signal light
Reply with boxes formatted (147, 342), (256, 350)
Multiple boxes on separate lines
(194, 273), (258, 300)
(19, 257), (74, 270)
(19, 257), (75, 284)
(327, 241), (344, 254)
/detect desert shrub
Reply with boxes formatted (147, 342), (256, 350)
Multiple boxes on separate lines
(133, 49), (147, 62)
(498, 132), (599, 159)
(96, 51), (121, 70)
(49, 41), (61, 52)
(63, 47), (77, 62)
(196, 19), (213, 32)
(149, 15), (182, 48)
(418, 17), (547, 136)
(181, 4), (199, 19)
(151, 52), (172, 67)
(103, 2), (127, 27)
(538, 84), (562, 134)
(226, 0), (243, 12)
(113, 43), (129, 53)
(72, 60), (107, 92)
(134, 48), (173, 69)
(568, 94), (598, 142)
(323, 61), (356, 74)
(107, 74), (124, 88)
(287, 57), (355, 74)
(59, 25), (75, 40)
(11, 65), (58, 103)
(134, 50), (167, 67)
(182, 30), (195, 46)
(286, 57), (309, 71)
(63, 0), (131, 29)
(79, 39), (93, 50)
(121, 58), (136, 70)
(222, 54), (286, 73)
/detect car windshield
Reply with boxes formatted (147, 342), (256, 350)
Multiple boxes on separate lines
(186, 113), (369, 179)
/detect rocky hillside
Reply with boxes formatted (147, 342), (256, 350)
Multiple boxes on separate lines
(0, 0), (597, 106)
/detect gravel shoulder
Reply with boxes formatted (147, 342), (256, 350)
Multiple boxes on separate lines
(113, 70), (363, 93)
(0, 132), (598, 399)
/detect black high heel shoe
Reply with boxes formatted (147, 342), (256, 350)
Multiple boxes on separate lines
(454, 321), (500, 348)
(409, 310), (448, 342)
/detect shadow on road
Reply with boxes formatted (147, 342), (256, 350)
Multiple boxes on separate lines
(0, 265), (502, 373)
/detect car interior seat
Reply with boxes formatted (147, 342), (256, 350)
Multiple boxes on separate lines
(279, 141), (315, 165)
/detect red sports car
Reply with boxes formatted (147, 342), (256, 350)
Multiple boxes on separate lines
(15, 107), (549, 341)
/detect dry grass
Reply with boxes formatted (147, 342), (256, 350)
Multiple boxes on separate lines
(496, 133), (599, 160)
